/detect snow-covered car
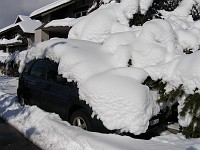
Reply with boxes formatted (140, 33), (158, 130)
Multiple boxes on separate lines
(17, 58), (107, 132)
(17, 39), (161, 135)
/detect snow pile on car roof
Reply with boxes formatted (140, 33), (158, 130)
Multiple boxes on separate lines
(19, 38), (159, 134)
(80, 68), (159, 133)
(20, 39), (115, 83)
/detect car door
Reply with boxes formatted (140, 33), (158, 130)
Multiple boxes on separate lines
(24, 59), (47, 106)
(40, 60), (71, 118)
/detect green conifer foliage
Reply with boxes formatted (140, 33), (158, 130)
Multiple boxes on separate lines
(180, 93), (200, 138)
(143, 76), (200, 138)
(191, 2), (200, 21)
(129, 0), (182, 26)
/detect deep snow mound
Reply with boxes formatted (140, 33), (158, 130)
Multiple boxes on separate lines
(80, 67), (159, 134)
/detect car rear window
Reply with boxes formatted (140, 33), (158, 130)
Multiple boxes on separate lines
(23, 60), (36, 75)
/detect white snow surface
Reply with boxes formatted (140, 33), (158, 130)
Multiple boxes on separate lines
(68, 0), (154, 43)
(15, 15), (32, 23)
(44, 18), (81, 28)
(0, 50), (9, 63)
(19, 38), (159, 134)
(69, 3), (132, 43)
(144, 50), (200, 101)
(0, 76), (200, 150)
(0, 16), (41, 34)
(67, 0), (200, 127)
(0, 35), (22, 45)
(19, 0), (200, 132)
(80, 68), (159, 134)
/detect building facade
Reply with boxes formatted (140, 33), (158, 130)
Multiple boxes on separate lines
(0, 15), (41, 53)
(30, 0), (94, 44)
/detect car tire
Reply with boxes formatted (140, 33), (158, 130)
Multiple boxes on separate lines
(70, 109), (93, 131)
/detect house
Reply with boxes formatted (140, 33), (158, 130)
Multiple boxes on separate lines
(0, 15), (41, 53)
(30, 0), (94, 44)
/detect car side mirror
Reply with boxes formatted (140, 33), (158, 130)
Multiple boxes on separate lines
(56, 74), (67, 84)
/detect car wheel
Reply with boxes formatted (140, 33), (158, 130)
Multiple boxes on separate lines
(70, 110), (92, 131)
(18, 94), (25, 107)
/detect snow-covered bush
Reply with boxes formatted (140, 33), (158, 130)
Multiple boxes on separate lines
(144, 76), (200, 138)
(0, 50), (9, 75)
(129, 0), (182, 26)
(4, 50), (27, 77)
(74, 0), (200, 138)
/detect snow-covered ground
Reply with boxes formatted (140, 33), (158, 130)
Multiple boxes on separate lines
(0, 76), (200, 150)
(0, 75), (200, 150)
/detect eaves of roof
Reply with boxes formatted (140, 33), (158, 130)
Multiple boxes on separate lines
(30, 0), (75, 18)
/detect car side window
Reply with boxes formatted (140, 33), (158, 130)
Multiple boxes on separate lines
(23, 60), (36, 75)
(46, 61), (58, 82)
(30, 59), (47, 79)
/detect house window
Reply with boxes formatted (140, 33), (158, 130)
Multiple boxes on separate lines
(75, 10), (87, 18)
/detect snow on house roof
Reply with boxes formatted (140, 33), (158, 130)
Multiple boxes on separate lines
(0, 17), (41, 34)
(0, 24), (18, 34)
(0, 35), (22, 45)
(15, 15), (32, 24)
(18, 20), (41, 33)
(44, 17), (81, 28)
(30, 0), (73, 18)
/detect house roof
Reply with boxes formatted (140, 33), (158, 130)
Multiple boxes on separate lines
(44, 17), (81, 28)
(15, 15), (32, 24)
(30, 0), (74, 18)
(0, 16), (41, 34)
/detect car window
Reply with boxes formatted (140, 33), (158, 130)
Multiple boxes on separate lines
(46, 61), (58, 82)
(23, 60), (36, 75)
(30, 59), (47, 79)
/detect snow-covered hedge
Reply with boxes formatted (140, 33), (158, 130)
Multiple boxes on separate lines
(68, 0), (200, 138)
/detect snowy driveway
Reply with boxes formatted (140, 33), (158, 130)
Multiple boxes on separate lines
(0, 75), (199, 150)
